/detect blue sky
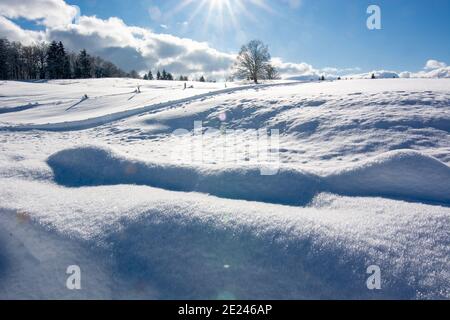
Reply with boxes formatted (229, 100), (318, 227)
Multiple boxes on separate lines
(1, 0), (448, 77)
(61, 0), (450, 72)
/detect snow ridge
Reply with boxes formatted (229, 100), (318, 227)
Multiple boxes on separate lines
(47, 146), (450, 205)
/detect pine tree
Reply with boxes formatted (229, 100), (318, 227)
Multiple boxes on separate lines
(148, 70), (153, 80)
(143, 74), (148, 80)
(56, 42), (71, 79)
(73, 59), (82, 78)
(77, 49), (91, 78)
(0, 38), (10, 80)
(46, 41), (59, 79)
(199, 75), (205, 82)
(0, 38), (126, 80)
(162, 69), (167, 80)
(156, 70), (161, 80)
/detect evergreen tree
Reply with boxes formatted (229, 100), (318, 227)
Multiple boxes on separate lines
(46, 41), (59, 79)
(57, 42), (71, 79)
(161, 69), (167, 80)
(371, 73), (376, 79)
(199, 75), (205, 82)
(0, 39), (10, 80)
(73, 59), (82, 78)
(36, 42), (48, 79)
(156, 70), (161, 80)
(143, 74), (148, 80)
(148, 70), (153, 80)
(77, 49), (91, 78)
(0, 38), (126, 80)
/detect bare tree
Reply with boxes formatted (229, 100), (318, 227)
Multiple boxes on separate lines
(234, 40), (273, 84)
(265, 64), (280, 80)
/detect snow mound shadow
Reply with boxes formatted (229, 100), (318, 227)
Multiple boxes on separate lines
(47, 146), (321, 206)
(47, 146), (450, 206)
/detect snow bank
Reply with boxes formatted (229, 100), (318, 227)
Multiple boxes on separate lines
(2, 78), (450, 300)
(0, 180), (449, 299)
(326, 150), (450, 204)
(0, 208), (117, 299)
(47, 146), (450, 205)
(47, 146), (321, 206)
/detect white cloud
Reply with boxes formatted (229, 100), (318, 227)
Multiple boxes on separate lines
(0, 16), (46, 44)
(344, 60), (450, 79)
(44, 15), (236, 78)
(0, 0), (78, 27)
(271, 58), (361, 79)
(0, 0), (392, 80)
(424, 59), (447, 70)
(413, 66), (450, 79)
(271, 57), (317, 77)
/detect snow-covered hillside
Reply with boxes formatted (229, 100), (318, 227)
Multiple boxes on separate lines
(0, 78), (449, 299)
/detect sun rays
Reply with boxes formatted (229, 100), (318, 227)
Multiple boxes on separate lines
(173, 0), (272, 33)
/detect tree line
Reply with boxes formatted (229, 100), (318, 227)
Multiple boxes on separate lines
(0, 37), (281, 83)
(142, 70), (207, 82)
(0, 38), (128, 81)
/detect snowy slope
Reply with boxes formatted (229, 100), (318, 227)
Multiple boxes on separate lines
(0, 78), (449, 299)
(0, 79), (238, 129)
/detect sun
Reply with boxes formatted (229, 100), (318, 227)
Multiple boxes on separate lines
(174, 0), (271, 32)
(210, 0), (228, 8)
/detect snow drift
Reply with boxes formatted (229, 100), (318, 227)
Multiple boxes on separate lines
(47, 146), (450, 205)
(1, 78), (449, 300)
(1, 180), (449, 299)
(326, 150), (450, 204)
(47, 145), (321, 206)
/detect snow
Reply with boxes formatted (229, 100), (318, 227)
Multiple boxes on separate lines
(326, 150), (450, 204)
(46, 146), (450, 205)
(0, 78), (449, 299)
(1, 180), (449, 299)
(0, 79), (295, 129)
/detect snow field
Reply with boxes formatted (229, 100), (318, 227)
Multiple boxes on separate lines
(0, 78), (449, 299)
